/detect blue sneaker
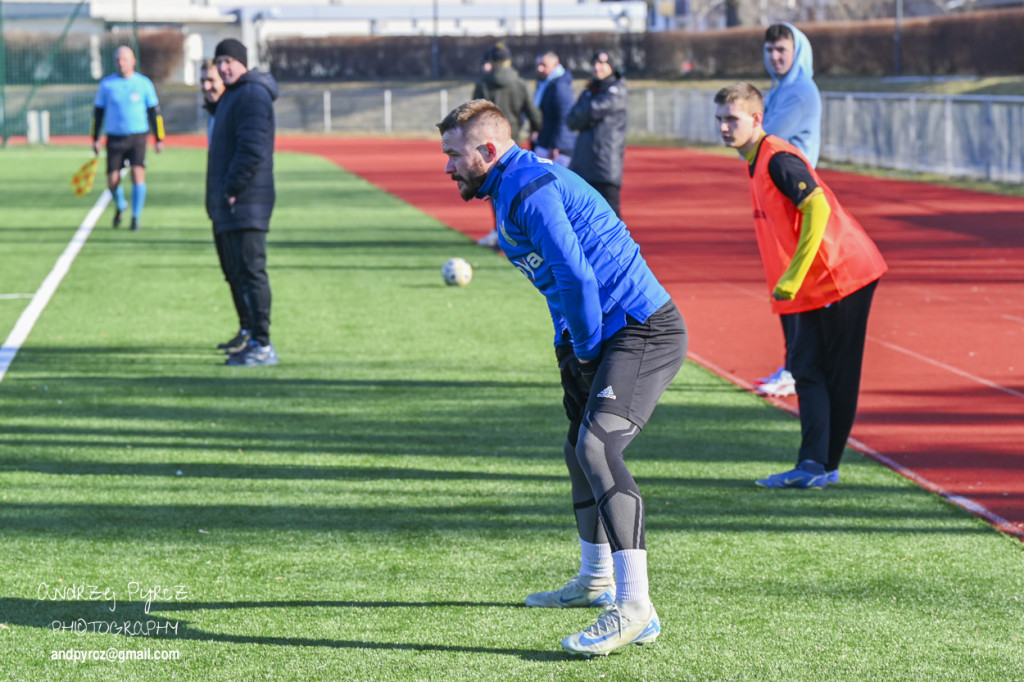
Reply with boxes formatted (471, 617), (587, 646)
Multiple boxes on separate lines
(755, 366), (786, 386)
(226, 341), (279, 367)
(826, 470), (839, 484)
(756, 468), (827, 489)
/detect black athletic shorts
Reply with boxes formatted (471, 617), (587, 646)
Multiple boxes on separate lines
(585, 300), (687, 428)
(106, 133), (148, 174)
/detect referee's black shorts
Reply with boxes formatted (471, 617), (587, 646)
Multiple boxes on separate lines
(105, 133), (148, 174)
(585, 300), (687, 429)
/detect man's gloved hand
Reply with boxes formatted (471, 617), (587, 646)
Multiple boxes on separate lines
(578, 358), (598, 396)
(556, 344), (588, 422)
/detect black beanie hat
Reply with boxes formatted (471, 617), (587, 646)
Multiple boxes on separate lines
(215, 38), (248, 67)
(592, 50), (613, 69)
(489, 43), (511, 63)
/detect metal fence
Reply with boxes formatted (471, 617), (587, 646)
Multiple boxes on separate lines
(627, 87), (1024, 184)
(820, 92), (1024, 183)
(8, 83), (1024, 183)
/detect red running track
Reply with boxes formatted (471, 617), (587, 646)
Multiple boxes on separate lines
(184, 135), (1024, 539)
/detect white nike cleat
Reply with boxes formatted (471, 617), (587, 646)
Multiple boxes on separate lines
(524, 574), (615, 608)
(561, 602), (660, 657)
(476, 229), (499, 248)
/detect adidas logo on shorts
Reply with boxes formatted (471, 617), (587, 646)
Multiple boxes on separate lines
(596, 385), (617, 400)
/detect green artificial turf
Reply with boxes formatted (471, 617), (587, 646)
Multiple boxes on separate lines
(0, 146), (1021, 681)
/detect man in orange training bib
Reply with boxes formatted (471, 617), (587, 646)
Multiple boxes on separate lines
(714, 82), (887, 489)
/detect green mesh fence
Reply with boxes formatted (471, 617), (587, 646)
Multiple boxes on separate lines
(1, 0), (144, 143)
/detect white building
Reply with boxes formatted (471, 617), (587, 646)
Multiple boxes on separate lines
(6, 0), (649, 81)
(5, 1), (649, 40)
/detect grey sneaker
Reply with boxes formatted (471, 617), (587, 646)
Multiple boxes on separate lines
(525, 574), (615, 608)
(226, 342), (278, 367)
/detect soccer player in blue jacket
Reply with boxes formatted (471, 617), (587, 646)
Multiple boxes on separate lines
(439, 99), (687, 657)
(91, 45), (164, 231)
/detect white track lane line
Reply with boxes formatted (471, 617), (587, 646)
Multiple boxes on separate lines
(683, 268), (1023, 400)
(0, 189), (112, 384)
(868, 336), (1024, 400)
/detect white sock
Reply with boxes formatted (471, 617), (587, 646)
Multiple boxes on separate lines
(612, 549), (649, 604)
(579, 538), (613, 579)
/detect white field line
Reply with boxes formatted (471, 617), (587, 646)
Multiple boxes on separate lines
(0, 189), (111, 384)
(686, 350), (1024, 540)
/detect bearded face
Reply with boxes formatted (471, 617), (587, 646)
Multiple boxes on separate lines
(442, 128), (491, 202)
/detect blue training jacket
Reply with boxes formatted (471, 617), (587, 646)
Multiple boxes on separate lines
(477, 146), (670, 361)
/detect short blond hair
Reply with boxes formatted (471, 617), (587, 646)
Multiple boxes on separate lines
(714, 82), (764, 114)
(436, 99), (512, 140)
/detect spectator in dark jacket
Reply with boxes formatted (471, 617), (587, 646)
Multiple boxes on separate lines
(200, 58), (251, 356)
(472, 42), (543, 247)
(472, 43), (541, 143)
(531, 51), (576, 168)
(207, 38), (279, 367)
(568, 50), (628, 217)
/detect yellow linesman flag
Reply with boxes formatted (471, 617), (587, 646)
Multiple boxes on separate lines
(71, 156), (99, 197)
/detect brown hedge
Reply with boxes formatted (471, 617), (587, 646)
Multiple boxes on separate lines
(265, 8), (1024, 81)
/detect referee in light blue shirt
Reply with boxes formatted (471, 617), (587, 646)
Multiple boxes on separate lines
(91, 45), (165, 231)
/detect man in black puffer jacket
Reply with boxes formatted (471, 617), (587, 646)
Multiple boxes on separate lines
(207, 38), (279, 367)
(568, 50), (628, 218)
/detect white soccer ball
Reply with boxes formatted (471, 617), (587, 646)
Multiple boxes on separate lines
(442, 257), (473, 287)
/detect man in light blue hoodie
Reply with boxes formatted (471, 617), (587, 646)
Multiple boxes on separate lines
(755, 22), (823, 398)
(763, 23), (821, 167)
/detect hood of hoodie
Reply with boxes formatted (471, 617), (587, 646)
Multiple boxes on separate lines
(231, 68), (279, 101)
(764, 23), (814, 89)
(482, 63), (521, 89)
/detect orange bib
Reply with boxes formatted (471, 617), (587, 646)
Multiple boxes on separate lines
(750, 135), (888, 314)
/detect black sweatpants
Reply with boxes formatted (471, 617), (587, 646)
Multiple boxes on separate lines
(789, 280), (879, 471)
(779, 312), (797, 370)
(214, 230), (251, 334)
(219, 228), (272, 346)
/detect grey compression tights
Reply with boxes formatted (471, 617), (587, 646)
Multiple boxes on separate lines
(563, 411), (645, 552)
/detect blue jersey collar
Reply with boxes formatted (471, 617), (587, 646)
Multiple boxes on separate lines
(477, 146), (523, 199)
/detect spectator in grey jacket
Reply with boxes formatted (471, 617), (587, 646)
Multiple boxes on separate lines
(568, 50), (627, 217)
